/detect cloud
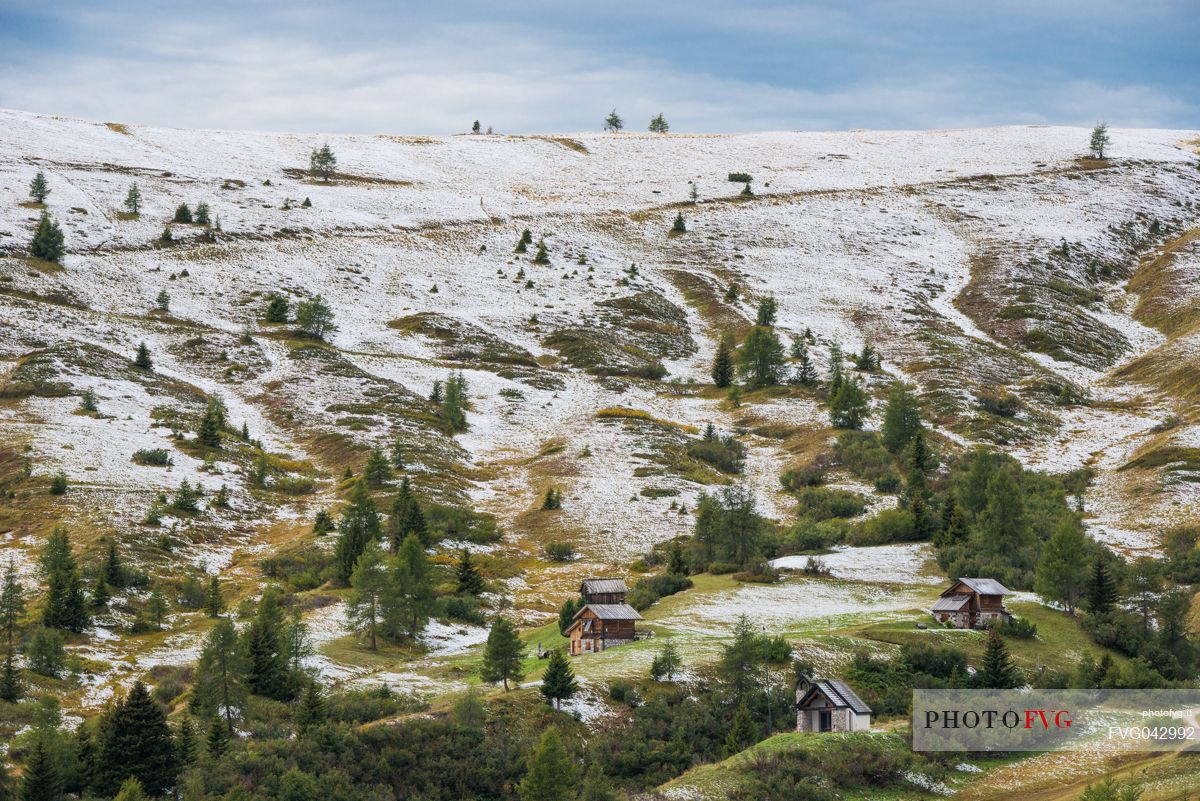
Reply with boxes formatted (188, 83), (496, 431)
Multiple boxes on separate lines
(0, 2), (1195, 133)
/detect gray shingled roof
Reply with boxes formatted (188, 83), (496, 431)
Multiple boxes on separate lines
(573, 603), (642, 621)
(955, 577), (1011, 596)
(581, 578), (628, 596)
(931, 594), (970, 612)
(818, 679), (872, 715)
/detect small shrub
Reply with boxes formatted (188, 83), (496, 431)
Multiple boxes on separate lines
(627, 573), (692, 611)
(990, 616), (1037, 639)
(873, 471), (902, 493)
(707, 561), (739, 575)
(792, 487), (866, 521)
(607, 679), (642, 706)
(851, 508), (917, 545)
(979, 389), (1021, 417)
(727, 172), (752, 183)
(543, 541), (576, 562)
(780, 467), (824, 490)
(49, 471), (68, 495)
(687, 434), (746, 474)
(132, 448), (174, 466)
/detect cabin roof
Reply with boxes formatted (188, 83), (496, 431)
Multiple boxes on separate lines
(800, 679), (872, 715)
(931, 594), (970, 612)
(572, 603), (642, 621)
(946, 577), (1011, 597)
(581, 578), (628, 596)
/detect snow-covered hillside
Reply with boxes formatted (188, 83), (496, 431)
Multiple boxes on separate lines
(2, 109), (1199, 706)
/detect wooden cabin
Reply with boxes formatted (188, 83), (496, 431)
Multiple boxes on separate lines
(931, 577), (1012, 629)
(796, 679), (872, 732)
(580, 577), (628, 605)
(565, 603), (642, 655)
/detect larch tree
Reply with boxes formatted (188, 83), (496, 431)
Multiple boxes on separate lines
(1089, 122), (1111, 159)
(124, 183), (142, 215)
(192, 616), (246, 730)
(346, 543), (389, 651)
(604, 109), (623, 132)
(309, 143), (337, 181)
(1035, 518), (1089, 615)
(295, 294), (337, 340)
(736, 326), (785, 388)
(648, 113), (670, 133)
(828, 375), (869, 429)
(880, 382), (923, 454)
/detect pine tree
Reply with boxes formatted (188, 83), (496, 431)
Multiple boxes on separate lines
(346, 543), (389, 651)
(312, 509), (334, 536)
(296, 680), (327, 733)
(737, 326), (785, 388)
(711, 334), (735, 388)
(41, 528), (89, 633)
(134, 342), (153, 370)
(881, 382), (922, 454)
(245, 588), (292, 700)
(533, 239), (551, 265)
(791, 339), (817, 386)
(480, 617), (526, 690)
(390, 440), (405, 469)
(265, 293), (290, 323)
(145, 583), (168, 628)
(650, 640), (682, 681)
(124, 184), (142, 216)
(20, 737), (62, 801)
(829, 375), (869, 429)
(309, 143), (337, 181)
(205, 716), (230, 757)
(393, 534), (435, 639)
(441, 372), (470, 432)
(194, 202), (211, 226)
(30, 212), (65, 262)
(295, 295), (337, 339)
(755, 296), (777, 327)
(204, 575), (224, 617)
(0, 653), (22, 703)
(94, 681), (178, 796)
(192, 617), (246, 729)
(1, 559), (25, 651)
(1035, 518), (1089, 615)
(671, 212), (686, 233)
(977, 628), (1022, 689)
(935, 497), (969, 548)
(1084, 558), (1118, 615)
(156, 290), (172, 313)
(334, 478), (381, 583)
(175, 715), (199, 767)
(539, 648), (578, 709)
(519, 728), (574, 801)
(388, 477), (428, 550)
(724, 702), (757, 756)
(455, 548), (486, 595)
(827, 341), (844, 395)
(604, 109), (623, 132)
(648, 113), (670, 133)
(1089, 122), (1111, 159)
(977, 470), (1036, 571)
(363, 447), (392, 486)
(29, 171), (50, 203)
(557, 597), (581, 635)
(173, 203), (193, 223)
(90, 573), (110, 610)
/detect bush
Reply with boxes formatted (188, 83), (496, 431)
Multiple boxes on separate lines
(326, 687), (428, 724)
(727, 172), (752, 183)
(132, 448), (174, 466)
(779, 519), (846, 553)
(979, 389), (1021, 417)
(687, 435), (746, 474)
(780, 467), (824, 490)
(990, 616), (1037, 639)
(49, 471), (68, 495)
(899, 642), (968, 678)
(543, 541), (576, 562)
(441, 595), (486, 625)
(707, 561), (739, 575)
(851, 508), (918, 545)
(628, 573), (693, 611)
(608, 679), (642, 706)
(792, 487), (866, 521)
(833, 431), (895, 482)
(259, 546), (331, 591)
(874, 471), (902, 493)
(26, 627), (67, 677)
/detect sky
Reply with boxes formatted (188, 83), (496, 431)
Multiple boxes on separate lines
(0, 0), (1197, 135)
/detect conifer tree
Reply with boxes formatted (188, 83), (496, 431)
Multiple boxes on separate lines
(935, 497), (969, 548)
(977, 470), (1036, 571)
(711, 334), (735, 388)
(540, 648), (578, 709)
(347, 543), (389, 651)
(1, 559), (25, 652)
(363, 446), (392, 486)
(295, 294), (337, 339)
(113, 777), (147, 801)
(245, 588), (292, 700)
(194, 202), (211, 226)
(73, 723), (96, 794)
(388, 477), (428, 550)
(296, 680), (327, 733)
(671, 212), (686, 233)
(334, 478), (381, 583)
(604, 109), (623, 132)
(145, 583), (168, 628)
(265, 293), (290, 323)
(455, 548), (486, 596)
(175, 716), (199, 767)
(881, 382), (922, 454)
(667, 541), (687, 576)
(134, 342), (153, 371)
(20, 737), (62, 801)
(102, 543), (121, 593)
(977, 628), (1022, 688)
(533, 239), (551, 265)
(390, 440), (405, 469)
(30, 212), (65, 263)
(480, 617), (526, 690)
(393, 533), (435, 639)
(558, 597), (582, 635)
(441, 372), (470, 432)
(1084, 559), (1118, 615)
(827, 341), (844, 395)
(725, 703), (758, 757)
(0, 653), (22, 703)
(197, 402), (222, 448)
(312, 509), (334, 536)
(828, 375), (869, 429)
(204, 575), (224, 617)
(29, 171), (50, 203)
(192, 617), (245, 730)
(173, 203), (193, 223)
(41, 528), (89, 633)
(94, 681), (178, 797)
(791, 339), (817, 386)
(737, 326), (785, 388)
(755, 296), (777, 327)
(1035, 518), (1089, 615)
(90, 573), (110, 610)
(650, 640), (682, 681)
(205, 716), (230, 757)
(124, 184), (142, 216)
(519, 728), (574, 801)
(648, 113), (670, 133)
(309, 143), (337, 181)
(1089, 122), (1110, 159)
